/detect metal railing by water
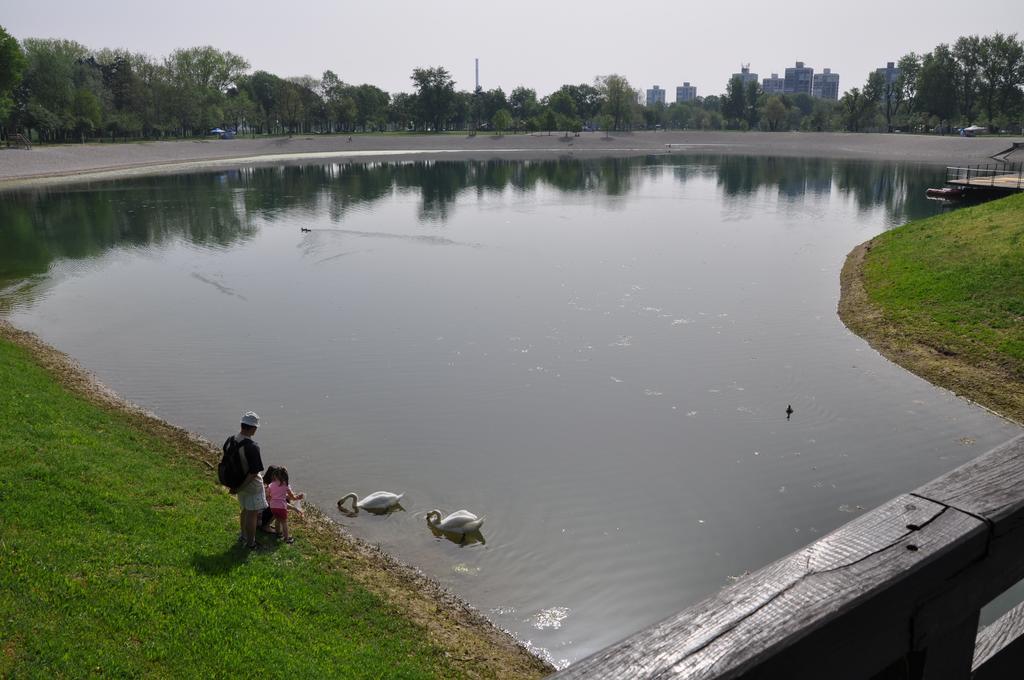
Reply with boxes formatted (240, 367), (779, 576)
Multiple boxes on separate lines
(552, 435), (1024, 679)
(945, 163), (1024, 191)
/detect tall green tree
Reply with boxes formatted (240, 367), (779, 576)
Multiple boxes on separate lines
(889, 53), (922, 130)
(276, 79), (306, 134)
(839, 88), (863, 131)
(861, 70), (885, 130)
(595, 74), (635, 131)
(19, 38), (92, 141)
(491, 109), (512, 135)
(410, 66), (456, 132)
(807, 99), (835, 131)
(667, 102), (694, 129)
(352, 84), (390, 131)
(239, 70), (282, 133)
(996, 35), (1024, 126)
(477, 87), (507, 128)
(642, 101), (665, 129)
(538, 108), (558, 135)
(164, 46), (249, 134)
(953, 35), (983, 123)
(165, 46), (248, 93)
(722, 75), (745, 126)
(551, 83), (602, 123)
(387, 91), (414, 131)
(977, 33), (1024, 130)
(509, 86), (538, 128)
(129, 52), (175, 137)
(916, 44), (959, 126)
(92, 48), (145, 137)
(72, 87), (101, 140)
(318, 70), (353, 132)
(763, 96), (786, 131)
(289, 76), (325, 132)
(547, 90), (576, 119)
(223, 88), (257, 134)
(744, 80), (761, 129)
(0, 25), (26, 125)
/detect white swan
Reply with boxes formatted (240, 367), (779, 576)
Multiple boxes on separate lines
(337, 491), (404, 513)
(425, 509), (485, 534)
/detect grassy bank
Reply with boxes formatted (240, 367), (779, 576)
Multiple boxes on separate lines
(0, 324), (550, 678)
(839, 192), (1024, 424)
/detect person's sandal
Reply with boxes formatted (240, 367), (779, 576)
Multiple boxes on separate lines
(284, 537), (295, 544)
(247, 542), (260, 550)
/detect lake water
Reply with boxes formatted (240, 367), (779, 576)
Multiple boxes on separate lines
(2, 156), (1019, 668)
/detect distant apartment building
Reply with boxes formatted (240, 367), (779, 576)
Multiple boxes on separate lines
(811, 68), (840, 100)
(784, 61), (814, 96)
(875, 61), (901, 107)
(676, 82), (697, 103)
(646, 85), (666, 107)
(762, 73), (785, 95)
(732, 65), (759, 85)
(876, 61), (901, 86)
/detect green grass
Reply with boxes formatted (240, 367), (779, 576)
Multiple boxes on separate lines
(862, 192), (1024, 377)
(0, 338), (462, 678)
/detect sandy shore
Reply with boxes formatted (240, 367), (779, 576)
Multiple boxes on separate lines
(1, 131), (1019, 190)
(839, 242), (1024, 428)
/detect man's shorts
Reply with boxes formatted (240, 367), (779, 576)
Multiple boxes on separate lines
(237, 483), (268, 512)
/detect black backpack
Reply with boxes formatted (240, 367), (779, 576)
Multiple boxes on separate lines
(218, 436), (250, 491)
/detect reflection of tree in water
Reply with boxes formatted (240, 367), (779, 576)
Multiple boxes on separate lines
(707, 155), (835, 200)
(240, 165), (335, 220)
(521, 159), (630, 195)
(306, 159), (637, 222)
(394, 162), (470, 222)
(832, 161), (942, 224)
(664, 154), (944, 224)
(0, 174), (254, 290)
(1, 156), (945, 309)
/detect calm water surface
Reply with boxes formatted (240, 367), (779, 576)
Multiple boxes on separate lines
(2, 157), (1019, 668)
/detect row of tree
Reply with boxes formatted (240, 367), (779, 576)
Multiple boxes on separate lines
(0, 25), (1021, 143)
(869, 34), (1024, 133)
(0, 25), (644, 142)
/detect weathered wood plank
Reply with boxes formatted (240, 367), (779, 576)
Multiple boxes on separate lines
(553, 495), (987, 679)
(973, 601), (1024, 680)
(915, 434), (1024, 533)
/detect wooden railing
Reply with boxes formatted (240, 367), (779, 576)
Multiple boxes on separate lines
(552, 434), (1024, 679)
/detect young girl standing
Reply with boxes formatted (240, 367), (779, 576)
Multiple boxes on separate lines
(266, 467), (305, 543)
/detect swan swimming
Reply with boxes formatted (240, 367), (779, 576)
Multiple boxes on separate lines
(337, 491), (404, 513)
(425, 509), (485, 534)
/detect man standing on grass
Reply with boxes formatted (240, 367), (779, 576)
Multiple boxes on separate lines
(231, 411), (267, 550)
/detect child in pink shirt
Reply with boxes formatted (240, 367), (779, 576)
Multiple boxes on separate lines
(265, 467), (305, 543)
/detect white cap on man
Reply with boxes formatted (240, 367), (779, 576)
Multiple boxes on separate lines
(240, 411), (260, 428)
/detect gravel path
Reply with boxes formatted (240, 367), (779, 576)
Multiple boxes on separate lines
(0, 131), (1019, 190)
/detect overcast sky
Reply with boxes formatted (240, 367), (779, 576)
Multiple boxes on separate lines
(5, 1), (1023, 98)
